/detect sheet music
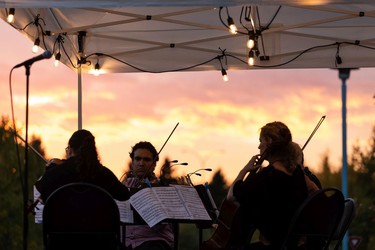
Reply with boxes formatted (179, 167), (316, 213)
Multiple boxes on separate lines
(33, 186), (44, 224)
(153, 187), (191, 218)
(115, 200), (134, 223)
(130, 188), (168, 227)
(129, 185), (211, 227)
(175, 185), (211, 220)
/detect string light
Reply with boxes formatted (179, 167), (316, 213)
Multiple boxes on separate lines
(248, 50), (255, 66)
(221, 68), (228, 82)
(54, 52), (61, 67)
(247, 31), (257, 49)
(225, 7), (237, 34)
(93, 61), (100, 76)
(218, 49), (229, 82)
(32, 38), (40, 53)
(13, 12), (374, 75)
(7, 8), (15, 23)
(227, 16), (237, 34)
(247, 36), (255, 49)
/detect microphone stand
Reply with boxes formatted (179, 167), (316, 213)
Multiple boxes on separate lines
(22, 64), (31, 250)
(11, 52), (52, 250)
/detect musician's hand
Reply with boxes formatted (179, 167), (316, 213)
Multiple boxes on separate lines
(124, 177), (141, 188)
(46, 158), (64, 168)
(176, 176), (189, 185)
(243, 154), (262, 173)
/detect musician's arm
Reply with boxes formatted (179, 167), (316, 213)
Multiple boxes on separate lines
(227, 155), (260, 200)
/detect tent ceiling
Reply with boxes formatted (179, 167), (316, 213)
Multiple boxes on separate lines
(1, 1), (375, 74)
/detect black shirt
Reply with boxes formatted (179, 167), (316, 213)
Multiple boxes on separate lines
(233, 165), (308, 247)
(35, 157), (130, 202)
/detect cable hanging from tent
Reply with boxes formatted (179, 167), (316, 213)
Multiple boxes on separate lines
(18, 14), (48, 54)
(219, 5), (279, 64)
(49, 37), (375, 75)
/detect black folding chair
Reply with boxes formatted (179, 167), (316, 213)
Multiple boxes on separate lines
(42, 182), (122, 250)
(332, 198), (356, 250)
(280, 187), (345, 250)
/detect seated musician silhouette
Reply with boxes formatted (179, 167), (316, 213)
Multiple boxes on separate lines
(203, 121), (312, 250)
(35, 129), (130, 203)
(121, 141), (174, 250)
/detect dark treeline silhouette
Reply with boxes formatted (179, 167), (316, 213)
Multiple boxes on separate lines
(1, 115), (374, 249)
(0, 116), (45, 250)
(314, 125), (375, 249)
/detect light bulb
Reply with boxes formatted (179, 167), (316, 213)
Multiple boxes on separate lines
(221, 69), (228, 82)
(32, 38), (40, 53)
(94, 62), (100, 76)
(54, 53), (61, 67)
(7, 8), (15, 23)
(247, 38), (255, 49)
(248, 51), (255, 66)
(227, 17), (237, 34)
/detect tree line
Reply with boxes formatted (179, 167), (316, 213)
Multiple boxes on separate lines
(0, 116), (374, 249)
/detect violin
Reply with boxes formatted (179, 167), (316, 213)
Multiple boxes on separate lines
(28, 158), (66, 215)
(136, 123), (179, 186)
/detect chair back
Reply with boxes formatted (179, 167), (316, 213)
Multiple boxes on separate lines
(280, 187), (345, 250)
(332, 198), (356, 250)
(43, 182), (121, 250)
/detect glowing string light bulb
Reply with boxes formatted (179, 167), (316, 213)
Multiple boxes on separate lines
(248, 50), (255, 66)
(7, 8), (15, 23)
(32, 38), (40, 53)
(221, 68), (229, 82)
(54, 53), (61, 67)
(94, 62), (100, 76)
(247, 36), (255, 49)
(227, 16), (237, 34)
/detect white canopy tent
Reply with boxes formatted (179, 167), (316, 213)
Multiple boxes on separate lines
(1, 2), (375, 74)
(1, 2), (372, 250)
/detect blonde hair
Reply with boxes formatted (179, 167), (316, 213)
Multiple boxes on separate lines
(260, 121), (297, 173)
(291, 142), (303, 166)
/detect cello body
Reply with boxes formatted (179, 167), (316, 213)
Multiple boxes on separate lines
(200, 198), (244, 250)
(201, 160), (264, 250)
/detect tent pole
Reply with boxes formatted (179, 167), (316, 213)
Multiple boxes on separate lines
(338, 68), (350, 250)
(78, 67), (82, 130)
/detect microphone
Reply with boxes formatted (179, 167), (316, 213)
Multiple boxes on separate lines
(171, 162), (188, 167)
(159, 160), (188, 185)
(188, 168), (212, 176)
(186, 168), (212, 186)
(14, 50), (52, 68)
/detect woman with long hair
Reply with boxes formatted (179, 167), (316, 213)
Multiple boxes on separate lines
(226, 121), (309, 249)
(35, 129), (130, 203)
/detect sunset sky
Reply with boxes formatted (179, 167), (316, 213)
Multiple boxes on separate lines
(1, 19), (374, 185)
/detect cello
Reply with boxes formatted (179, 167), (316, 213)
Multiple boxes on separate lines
(200, 154), (266, 250)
